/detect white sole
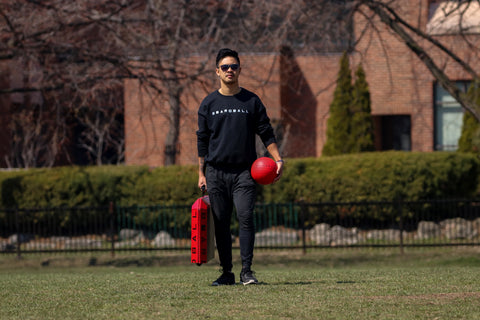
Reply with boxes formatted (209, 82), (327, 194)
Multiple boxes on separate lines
(241, 279), (257, 285)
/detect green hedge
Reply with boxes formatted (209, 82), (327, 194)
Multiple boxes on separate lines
(259, 151), (480, 203)
(0, 166), (141, 208)
(0, 151), (479, 209)
(0, 165), (203, 208)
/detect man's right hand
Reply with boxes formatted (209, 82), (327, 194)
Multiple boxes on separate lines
(198, 176), (207, 191)
(198, 157), (207, 191)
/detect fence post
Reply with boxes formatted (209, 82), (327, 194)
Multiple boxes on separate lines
(109, 201), (115, 257)
(396, 198), (404, 255)
(299, 200), (307, 255)
(15, 207), (21, 259)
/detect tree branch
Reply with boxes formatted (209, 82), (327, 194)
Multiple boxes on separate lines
(379, 1), (478, 79)
(366, 1), (480, 121)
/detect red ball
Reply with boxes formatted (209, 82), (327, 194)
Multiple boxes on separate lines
(251, 157), (277, 185)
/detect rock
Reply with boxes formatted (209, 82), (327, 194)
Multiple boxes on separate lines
(308, 224), (359, 246)
(417, 221), (441, 239)
(255, 228), (298, 246)
(151, 231), (175, 247)
(134, 232), (147, 242)
(64, 238), (103, 249)
(25, 241), (57, 250)
(440, 218), (477, 240)
(0, 240), (15, 252)
(366, 229), (401, 242)
(308, 223), (331, 245)
(114, 239), (139, 248)
(119, 229), (140, 241)
(329, 225), (359, 246)
(8, 233), (34, 245)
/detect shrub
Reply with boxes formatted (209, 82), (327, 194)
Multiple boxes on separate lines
(0, 152), (478, 234)
(260, 151), (480, 203)
(0, 166), (151, 208)
(1, 151), (478, 207)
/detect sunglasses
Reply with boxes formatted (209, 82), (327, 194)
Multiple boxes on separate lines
(219, 64), (239, 72)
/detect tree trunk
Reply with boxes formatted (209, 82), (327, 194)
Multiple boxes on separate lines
(164, 91), (181, 166)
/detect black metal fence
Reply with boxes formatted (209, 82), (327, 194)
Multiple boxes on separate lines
(1, 199), (479, 256)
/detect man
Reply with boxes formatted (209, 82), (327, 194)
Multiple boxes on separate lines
(197, 48), (284, 286)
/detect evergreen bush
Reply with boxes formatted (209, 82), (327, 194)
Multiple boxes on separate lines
(323, 54), (374, 155)
(322, 52), (354, 156)
(458, 80), (480, 153)
(351, 64), (375, 152)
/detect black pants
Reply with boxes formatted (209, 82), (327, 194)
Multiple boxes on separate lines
(206, 165), (257, 272)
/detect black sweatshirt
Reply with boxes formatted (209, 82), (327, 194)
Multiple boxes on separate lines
(197, 88), (276, 167)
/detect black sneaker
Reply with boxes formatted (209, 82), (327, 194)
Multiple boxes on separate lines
(240, 268), (258, 285)
(212, 271), (235, 286)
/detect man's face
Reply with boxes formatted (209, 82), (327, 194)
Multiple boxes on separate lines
(216, 56), (241, 85)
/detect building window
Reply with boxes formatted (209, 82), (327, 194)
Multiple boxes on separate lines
(373, 115), (411, 151)
(381, 115), (411, 151)
(434, 81), (470, 151)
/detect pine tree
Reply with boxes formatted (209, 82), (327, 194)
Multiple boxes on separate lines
(458, 80), (480, 153)
(351, 64), (375, 152)
(322, 52), (354, 156)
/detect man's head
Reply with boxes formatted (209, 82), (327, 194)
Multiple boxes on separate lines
(215, 48), (241, 87)
(215, 48), (240, 67)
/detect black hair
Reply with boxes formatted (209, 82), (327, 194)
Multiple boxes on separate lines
(215, 48), (240, 67)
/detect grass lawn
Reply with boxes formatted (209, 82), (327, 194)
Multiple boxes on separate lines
(1, 248), (479, 319)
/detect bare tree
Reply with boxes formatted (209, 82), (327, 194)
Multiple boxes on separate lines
(0, 0), (353, 167)
(353, 0), (480, 119)
(75, 85), (124, 165)
(0, 1), (133, 166)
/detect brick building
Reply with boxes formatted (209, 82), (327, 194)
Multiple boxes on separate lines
(354, 0), (480, 152)
(124, 0), (480, 166)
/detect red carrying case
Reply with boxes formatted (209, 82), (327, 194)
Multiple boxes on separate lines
(191, 195), (215, 265)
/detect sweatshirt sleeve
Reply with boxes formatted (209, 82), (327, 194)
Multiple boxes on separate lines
(196, 104), (210, 157)
(255, 99), (277, 147)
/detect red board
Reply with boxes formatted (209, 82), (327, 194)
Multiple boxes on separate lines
(191, 196), (214, 265)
